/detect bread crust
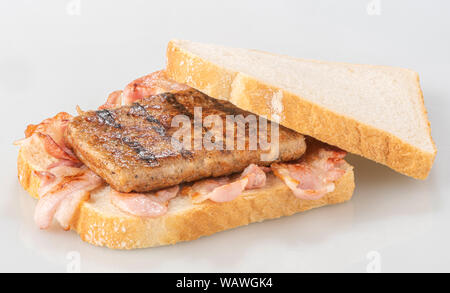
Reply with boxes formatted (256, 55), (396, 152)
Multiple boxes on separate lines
(17, 146), (354, 249)
(165, 40), (436, 179)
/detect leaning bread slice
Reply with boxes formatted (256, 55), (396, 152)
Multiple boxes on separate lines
(17, 139), (354, 249)
(166, 40), (436, 179)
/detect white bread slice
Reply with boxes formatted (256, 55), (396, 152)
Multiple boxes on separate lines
(17, 141), (354, 250)
(166, 40), (436, 179)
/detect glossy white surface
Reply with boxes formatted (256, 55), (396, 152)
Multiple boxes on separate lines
(0, 0), (449, 272)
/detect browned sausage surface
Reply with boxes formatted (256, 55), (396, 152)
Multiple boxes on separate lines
(65, 89), (306, 192)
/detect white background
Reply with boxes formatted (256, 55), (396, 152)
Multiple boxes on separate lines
(0, 0), (449, 272)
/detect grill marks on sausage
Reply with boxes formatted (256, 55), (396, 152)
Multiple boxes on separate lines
(129, 102), (166, 136)
(121, 136), (158, 166)
(128, 99), (193, 159)
(65, 89), (307, 193)
(164, 93), (194, 120)
(95, 107), (161, 166)
(78, 90), (275, 167)
(160, 92), (211, 155)
(122, 94), (198, 164)
(96, 109), (121, 128)
(159, 94), (196, 158)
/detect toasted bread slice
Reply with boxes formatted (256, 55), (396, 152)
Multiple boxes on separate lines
(166, 40), (436, 179)
(17, 139), (354, 249)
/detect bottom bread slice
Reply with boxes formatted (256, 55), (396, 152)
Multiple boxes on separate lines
(17, 146), (354, 250)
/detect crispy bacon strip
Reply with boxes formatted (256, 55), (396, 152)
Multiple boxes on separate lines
(33, 170), (56, 195)
(35, 166), (86, 198)
(35, 132), (76, 162)
(34, 189), (67, 229)
(25, 124), (38, 138)
(241, 164), (267, 190)
(54, 190), (90, 230)
(123, 70), (189, 104)
(27, 112), (70, 140)
(205, 178), (248, 203)
(17, 124), (91, 229)
(46, 159), (83, 170)
(23, 123), (99, 230)
(34, 170), (103, 229)
(98, 90), (123, 110)
(21, 112), (79, 163)
(110, 185), (179, 217)
(191, 164), (267, 204)
(34, 165), (97, 230)
(271, 148), (347, 200)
